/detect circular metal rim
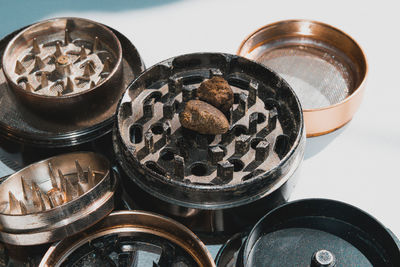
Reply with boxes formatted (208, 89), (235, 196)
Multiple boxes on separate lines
(0, 151), (110, 217)
(237, 19), (368, 137)
(241, 198), (400, 266)
(117, 52), (304, 191)
(2, 16), (123, 100)
(115, 52), (305, 209)
(0, 22), (145, 148)
(0, 180), (116, 246)
(39, 210), (216, 267)
(0, 114), (113, 148)
(0, 151), (118, 246)
(117, 137), (304, 210)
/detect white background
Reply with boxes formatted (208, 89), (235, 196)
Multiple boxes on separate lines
(1, 0), (399, 256)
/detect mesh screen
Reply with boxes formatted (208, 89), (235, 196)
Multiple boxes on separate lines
(255, 45), (353, 109)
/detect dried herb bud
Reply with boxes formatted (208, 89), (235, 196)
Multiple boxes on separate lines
(179, 100), (229, 135)
(197, 76), (234, 113)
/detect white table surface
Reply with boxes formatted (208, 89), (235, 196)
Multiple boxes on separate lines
(1, 0), (399, 259)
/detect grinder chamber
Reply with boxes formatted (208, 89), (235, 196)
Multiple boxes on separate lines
(0, 17), (145, 171)
(114, 53), (305, 239)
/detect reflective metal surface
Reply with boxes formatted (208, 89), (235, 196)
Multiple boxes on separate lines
(238, 20), (368, 137)
(2, 17), (122, 115)
(0, 17), (145, 150)
(114, 53), (305, 240)
(115, 53), (304, 209)
(0, 152), (117, 246)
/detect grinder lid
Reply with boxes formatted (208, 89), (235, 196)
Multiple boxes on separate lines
(238, 20), (368, 137)
(39, 210), (215, 267)
(0, 17), (145, 148)
(216, 199), (400, 267)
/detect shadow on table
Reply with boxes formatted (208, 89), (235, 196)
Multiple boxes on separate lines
(304, 123), (348, 160)
(0, 0), (181, 38)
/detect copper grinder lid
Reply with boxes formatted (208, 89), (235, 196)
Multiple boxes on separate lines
(39, 210), (216, 267)
(238, 20), (368, 137)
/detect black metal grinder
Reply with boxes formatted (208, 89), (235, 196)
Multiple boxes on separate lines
(0, 17), (145, 171)
(215, 199), (400, 267)
(113, 52), (305, 242)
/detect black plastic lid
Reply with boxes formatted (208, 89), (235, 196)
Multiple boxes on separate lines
(216, 199), (400, 267)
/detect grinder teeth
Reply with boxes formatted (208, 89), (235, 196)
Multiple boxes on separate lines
(25, 81), (34, 92)
(54, 42), (63, 57)
(5, 160), (103, 215)
(32, 38), (41, 54)
(40, 72), (48, 88)
(79, 46), (87, 61)
(83, 62), (95, 77)
(19, 201), (27, 215)
(48, 162), (58, 189)
(65, 77), (74, 94)
(64, 178), (79, 202)
(12, 30), (114, 97)
(14, 60), (26, 75)
(33, 56), (45, 71)
(75, 160), (86, 183)
(20, 176), (31, 200)
(64, 29), (71, 45)
(8, 191), (19, 214)
(31, 181), (46, 211)
(92, 36), (99, 52)
(102, 57), (112, 74)
(124, 69), (286, 186)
